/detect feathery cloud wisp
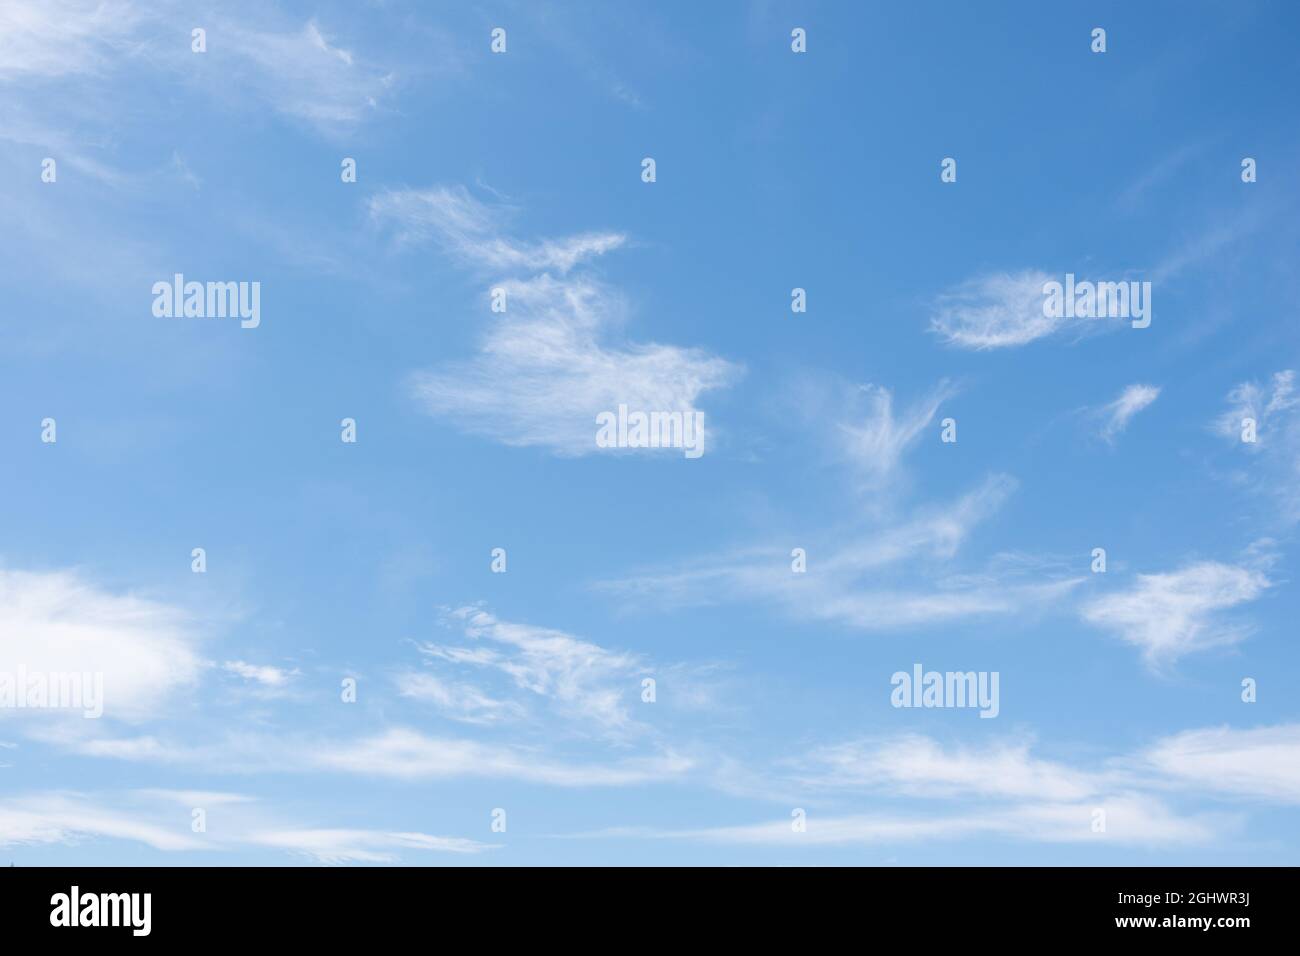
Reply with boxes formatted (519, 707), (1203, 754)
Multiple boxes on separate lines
(377, 187), (740, 455)
(929, 270), (1059, 349)
(369, 186), (625, 273)
(1081, 560), (1270, 666)
(222, 660), (300, 688)
(397, 605), (661, 735)
(1098, 384), (1160, 442)
(837, 381), (955, 490)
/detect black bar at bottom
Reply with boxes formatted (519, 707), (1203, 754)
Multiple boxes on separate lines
(0, 866), (1285, 942)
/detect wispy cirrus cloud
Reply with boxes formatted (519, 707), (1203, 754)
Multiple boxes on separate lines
(1210, 369), (1300, 522)
(929, 270), (1060, 349)
(394, 672), (523, 726)
(571, 724), (1300, 849)
(0, 0), (146, 80)
(209, 17), (396, 129)
(408, 273), (739, 454)
(31, 719), (700, 789)
(1096, 383), (1160, 442)
(29, 722), (1296, 855)
(593, 370), (1088, 630)
(612, 798), (1218, 848)
(598, 471), (1082, 631)
(928, 269), (1141, 349)
(1199, 370), (1300, 637)
(314, 727), (694, 787)
(0, 789), (495, 862)
(378, 186), (740, 455)
(836, 380), (955, 491)
(221, 660), (300, 688)
(0, 1), (401, 304)
(0, 792), (207, 852)
(1213, 370), (1298, 445)
(245, 828), (494, 864)
(1080, 558), (1271, 667)
(571, 731), (1246, 849)
(369, 186), (625, 273)
(792, 735), (1101, 802)
(0, 1), (396, 136)
(400, 606), (646, 734)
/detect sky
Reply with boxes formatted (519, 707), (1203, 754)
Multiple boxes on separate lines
(1, 0), (1299, 866)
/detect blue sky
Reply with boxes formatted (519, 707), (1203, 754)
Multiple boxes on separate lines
(2, 0), (1299, 865)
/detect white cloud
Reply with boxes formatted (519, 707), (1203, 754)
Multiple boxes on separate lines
(0, 569), (202, 721)
(222, 660), (300, 688)
(1213, 370), (1297, 446)
(601, 720), (1300, 847)
(794, 735), (1101, 802)
(1144, 724), (1300, 803)
(313, 727), (693, 787)
(1081, 560), (1270, 666)
(32, 721), (700, 789)
(385, 189), (741, 455)
(598, 473), (1082, 630)
(0, 792), (207, 852)
(394, 672), (524, 725)
(0, 2), (394, 131)
(1211, 370), (1300, 523)
(576, 729), (1282, 848)
(38, 730), (171, 761)
(716, 798), (1213, 846)
(1098, 384), (1160, 441)
(395, 605), (729, 755)
(586, 372), (1091, 632)
(369, 186), (625, 273)
(836, 381), (954, 490)
(133, 789), (255, 808)
(215, 17), (395, 128)
(928, 270), (1144, 350)
(580, 798), (1218, 848)
(23, 601), (706, 789)
(245, 828), (495, 864)
(601, 476), (1013, 601)
(0, 0), (144, 80)
(409, 274), (738, 454)
(810, 573), (1081, 631)
(0, 789), (492, 863)
(929, 270), (1061, 349)
(419, 607), (642, 732)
